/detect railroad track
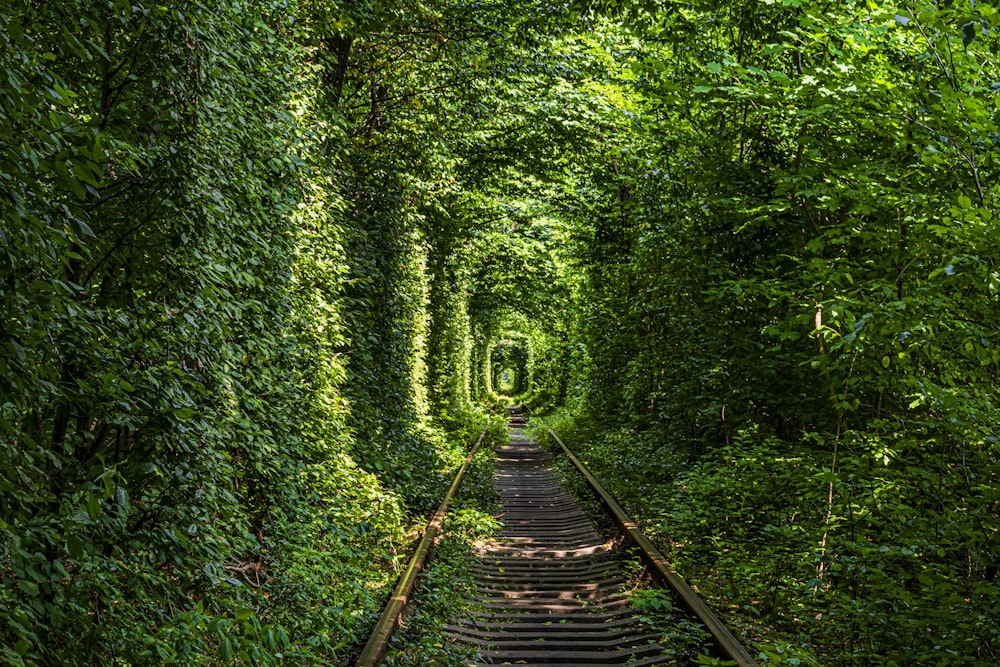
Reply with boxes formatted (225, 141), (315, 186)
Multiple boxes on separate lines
(356, 412), (758, 666)
(444, 426), (667, 665)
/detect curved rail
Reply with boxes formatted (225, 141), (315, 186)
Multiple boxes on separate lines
(548, 428), (760, 667)
(354, 427), (488, 667)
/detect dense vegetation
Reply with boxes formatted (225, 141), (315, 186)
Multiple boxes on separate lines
(1, 1), (998, 665)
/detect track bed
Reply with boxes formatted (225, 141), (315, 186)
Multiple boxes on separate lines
(444, 427), (670, 666)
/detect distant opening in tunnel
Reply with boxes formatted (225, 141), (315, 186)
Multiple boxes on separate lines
(489, 340), (528, 396)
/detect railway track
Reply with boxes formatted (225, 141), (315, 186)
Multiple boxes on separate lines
(356, 411), (758, 666)
(444, 426), (667, 665)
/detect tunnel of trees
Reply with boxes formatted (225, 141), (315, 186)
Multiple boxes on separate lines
(1, 0), (998, 665)
(488, 341), (529, 397)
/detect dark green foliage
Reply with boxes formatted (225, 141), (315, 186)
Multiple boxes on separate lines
(1, 2), (315, 662)
(544, 2), (1000, 664)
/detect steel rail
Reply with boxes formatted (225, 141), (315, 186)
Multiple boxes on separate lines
(548, 428), (761, 667)
(354, 427), (488, 667)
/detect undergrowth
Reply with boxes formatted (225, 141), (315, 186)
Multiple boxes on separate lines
(379, 441), (500, 666)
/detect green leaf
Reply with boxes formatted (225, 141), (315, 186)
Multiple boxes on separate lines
(220, 637), (234, 663)
(52, 560), (70, 579)
(72, 218), (96, 238)
(66, 535), (85, 558)
(86, 494), (101, 519)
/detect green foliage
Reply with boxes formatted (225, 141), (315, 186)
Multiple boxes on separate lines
(4, 0), (999, 664)
(381, 449), (500, 667)
(632, 588), (715, 665)
(0, 1), (320, 662)
(541, 1), (1000, 663)
(0, 0), (513, 664)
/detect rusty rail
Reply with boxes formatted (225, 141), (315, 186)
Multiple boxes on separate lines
(354, 427), (488, 667)
(548, 428), (760, 667)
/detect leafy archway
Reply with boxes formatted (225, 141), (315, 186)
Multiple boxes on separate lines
(489, 340), (529, 397)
